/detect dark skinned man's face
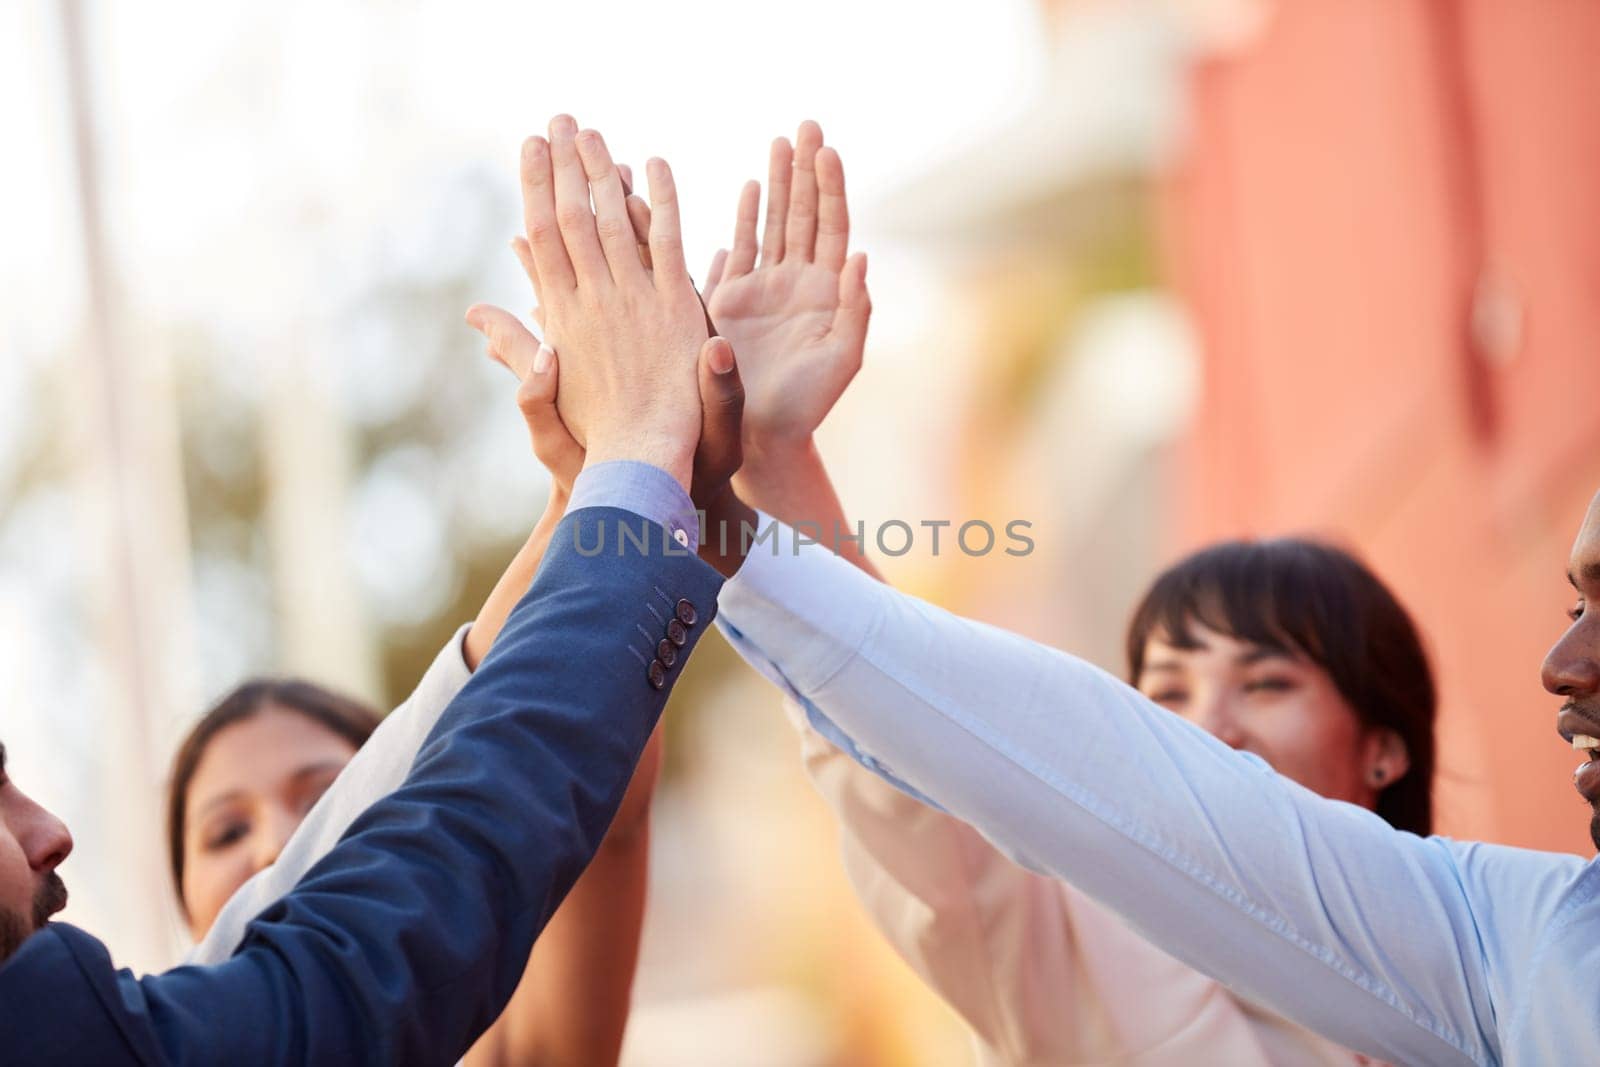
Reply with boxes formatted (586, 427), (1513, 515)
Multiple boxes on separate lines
(1545, 492), (1600, 851)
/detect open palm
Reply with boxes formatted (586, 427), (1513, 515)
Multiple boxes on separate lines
(704, 122), (870, 447)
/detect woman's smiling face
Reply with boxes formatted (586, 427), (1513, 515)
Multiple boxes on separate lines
(1136, 621), (1404, 808)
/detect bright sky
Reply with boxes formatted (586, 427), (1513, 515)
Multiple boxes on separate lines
(3, 0), (1045, 354)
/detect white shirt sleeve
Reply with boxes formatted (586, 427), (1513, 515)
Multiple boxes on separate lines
(185, 624), (475, 965)
(716, 519), (1547, 1067)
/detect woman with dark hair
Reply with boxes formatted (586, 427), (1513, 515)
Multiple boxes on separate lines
(167, 679), (381, 934)
(165, 478), (663, 1067)
(1125, 538), (1435, 836)
(795, 536), (1436, 1065)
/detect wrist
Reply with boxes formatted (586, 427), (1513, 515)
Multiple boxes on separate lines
(585, 434), (696, 495)
(536, 485), (570, 530)
(740, 431), (817, 472)
(697, 484), (757, 578)
(733, 434), (819, 503)
(733, 434), (837, 519)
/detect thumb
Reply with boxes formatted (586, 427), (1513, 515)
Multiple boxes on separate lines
(466, 303), (541, 379)
(694, 336), (744, 492)
(828, 251), (871, 367)
(702, 248), (729, 303)
(515, 343), (586, 485)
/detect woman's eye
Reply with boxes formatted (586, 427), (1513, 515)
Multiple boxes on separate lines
(1148, 690), (1187, 705)
(297, 780), (336, 817)
(203, 821), (249, 852)
(1243, 677), (1294, 694)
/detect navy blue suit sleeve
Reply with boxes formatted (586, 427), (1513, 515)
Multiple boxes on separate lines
(0, 507), (722, 1066)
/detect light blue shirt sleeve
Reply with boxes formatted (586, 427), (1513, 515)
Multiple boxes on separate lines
(715, 518), (1592, 1067)
(569, 460), (699, 551)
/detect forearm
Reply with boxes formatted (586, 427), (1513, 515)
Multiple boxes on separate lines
(466, 488), (568, 669)
(148, 509), (722, 1064)
(717, 523), (1494, 1067)
(467, 727), (661, 1067)
(734, 436), (882, 580)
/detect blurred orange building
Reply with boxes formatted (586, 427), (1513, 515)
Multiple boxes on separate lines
(1164, 0), (1600, 853)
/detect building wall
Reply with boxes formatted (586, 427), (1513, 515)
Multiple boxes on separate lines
(1164, 0), (1600, 853)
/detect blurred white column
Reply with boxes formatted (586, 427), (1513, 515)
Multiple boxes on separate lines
(59, 0), (194, 971)
(262, 331), (382, 704)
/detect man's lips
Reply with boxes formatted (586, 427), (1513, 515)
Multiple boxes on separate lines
(1556, 703), (1600, 746)
(1557, 704), (1600, 804)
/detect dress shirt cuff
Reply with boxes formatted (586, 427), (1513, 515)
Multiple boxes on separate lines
(718, 514), (943, 810)
(717, 512), (879, 689)
(569, 460), (699, 551)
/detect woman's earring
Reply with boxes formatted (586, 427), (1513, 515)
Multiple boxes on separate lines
(1370, 767), (1388, 786)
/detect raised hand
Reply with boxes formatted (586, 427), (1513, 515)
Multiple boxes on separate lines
(481, 115), (711, 492)
(467, 127), (748, 505)
(703, 121), (871, 455)
(467, 307), (746, 509)
(461, 304), (586, 496)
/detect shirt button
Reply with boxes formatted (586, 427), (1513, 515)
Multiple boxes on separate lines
(656, 639), (678, 669)
(675, 599), (697, 627)
(673, 527), (690, 548)
(647, 660), (667, 690)
(666, 619), (688, 647)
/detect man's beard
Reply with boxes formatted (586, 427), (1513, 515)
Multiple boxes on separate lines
(0, 872), (67, 965)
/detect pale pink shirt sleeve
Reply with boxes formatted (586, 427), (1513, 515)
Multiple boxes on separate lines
(796, 704), (1377, 1066)
(796, 703), (1118, 1062)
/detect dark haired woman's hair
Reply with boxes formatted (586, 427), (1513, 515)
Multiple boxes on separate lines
(166, 679), (381, 913)
(1125, 539), (1436, 836)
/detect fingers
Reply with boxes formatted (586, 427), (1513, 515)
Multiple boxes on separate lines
(619, 162), (653, 269)
(513, 345), (586, 488)
(520, 136), (576, 293)
(784, 120), (823, 263)
(695, 336), (745, 487)
(625, 193), (652, 270)
(828, 252), (871, 364)
(645, 157), (689, 285)
(724, 180), (761, 280)
(703, 248), (728, 302)
(759, 137), (793, 267)
(576, 128), (643, 283)
(510, 236), (543, 307)
(548, 115), (610, 286)
(465, 303), (542, 379)
(813, 146), (850, 272)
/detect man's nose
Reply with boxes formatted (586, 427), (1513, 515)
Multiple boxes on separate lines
(19, 794), (73, 874)
(1542, 619), (1600, 699)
